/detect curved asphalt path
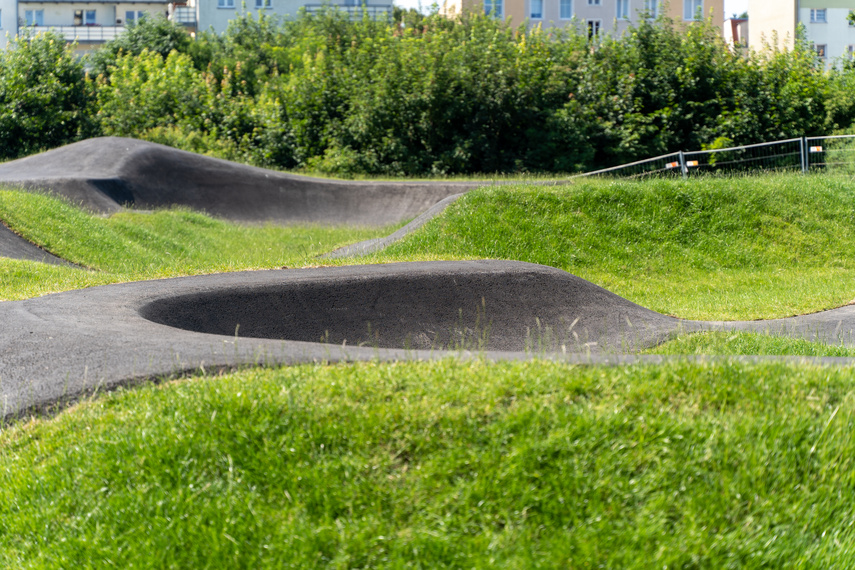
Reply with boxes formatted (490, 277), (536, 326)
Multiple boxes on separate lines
(2, 139), (855, 420)
(0, 222), (76, 266)
(3, 259), (855, 420)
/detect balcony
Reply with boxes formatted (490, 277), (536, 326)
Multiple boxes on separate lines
(23, 25), (125, 43)
(169, 5), (196, 26)
(303, 3), (391, 18)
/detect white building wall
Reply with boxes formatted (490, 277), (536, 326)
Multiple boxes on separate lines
(0, 0), (14, 48)
(197, 0), (319, 34)
(800, 7), (855, 64)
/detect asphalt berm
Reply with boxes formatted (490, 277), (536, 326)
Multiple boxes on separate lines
(0, 136), (478, 225)
(4, 258), (855, 420)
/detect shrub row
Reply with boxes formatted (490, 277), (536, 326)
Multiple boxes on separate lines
(5, 12), (855, 175)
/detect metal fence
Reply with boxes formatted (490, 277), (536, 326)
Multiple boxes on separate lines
(576, 134), (855, 179)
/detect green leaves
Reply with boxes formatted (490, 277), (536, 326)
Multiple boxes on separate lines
(0, 32), (96, 159)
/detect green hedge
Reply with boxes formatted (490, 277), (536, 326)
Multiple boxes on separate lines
(5, 12), (855, 175)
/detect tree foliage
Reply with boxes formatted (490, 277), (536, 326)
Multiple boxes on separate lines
(0, 12), (853, 173)
(0, 32), (96, 159)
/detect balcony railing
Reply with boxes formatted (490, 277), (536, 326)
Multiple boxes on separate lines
(21, 25), (125, 42)
(303, 4), (391, 18)
(169, 6), (197, 26)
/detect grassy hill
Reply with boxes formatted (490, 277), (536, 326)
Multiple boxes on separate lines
(4, 174), (855, 566)
(365, 174), (855, 320)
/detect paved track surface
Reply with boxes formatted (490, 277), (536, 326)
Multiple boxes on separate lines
(0, 137), (481, 225)
(5, 258), (855, 420)
(325, 193), (464, 258)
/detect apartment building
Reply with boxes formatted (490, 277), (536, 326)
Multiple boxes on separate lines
(171, 0), (392, 36)
(0, 0), (170, 52)
(441, 0), (725, 36)
(0, 0), (393, 53)
(749, 0), (855, 64)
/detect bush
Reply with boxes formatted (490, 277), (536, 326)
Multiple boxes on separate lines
(82, 10), (855, 176)
(0, 31), (97, 159)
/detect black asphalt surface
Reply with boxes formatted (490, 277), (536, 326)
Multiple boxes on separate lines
(0, 222), (75, 266)
(0, 260), (682, 419)
(5, 258), (855, 420)
(0, 137), (480, 225)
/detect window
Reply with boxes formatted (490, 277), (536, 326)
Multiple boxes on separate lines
(255, 0), (272, 8)
(644, 0), (657, 18)
(587, 19), (601, 38)
(25, 9), (43, 26)
(683, 0), (702, 20)
(848, 44), (855, 56)
(125, 10), (145, 24)
(218, 0), (235, 8)
(84, 10), (96, 25)
(484, 0), (503, 17)
(616, 0), (629, 20)
(530, 0), (542, 19)
(560, 0), (572, 19)
(851, 11), (855, 27)
(814, 44), (827, 58)
(810, 9), (827, 23)
(587, 0), (601, 5)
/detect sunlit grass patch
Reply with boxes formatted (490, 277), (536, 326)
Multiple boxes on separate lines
(649, 330), (855, 357)
(4, 360), (855, 566)
(0, 189), (392, 300)
(360, 173), (855, 320)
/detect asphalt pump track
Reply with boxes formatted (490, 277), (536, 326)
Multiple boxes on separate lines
(3, 139), (855, 420)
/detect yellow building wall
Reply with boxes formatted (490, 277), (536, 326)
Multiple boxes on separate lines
(663, 0), (725, 31)
(747, 0), (797, 52)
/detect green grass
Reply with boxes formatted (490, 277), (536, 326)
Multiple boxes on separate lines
(4, 360), (855, 567)
(0, 189), (390, 300)
(359, 173), (855, 320)
(7, 172), (855, 566)
(650, 330), (855, 357)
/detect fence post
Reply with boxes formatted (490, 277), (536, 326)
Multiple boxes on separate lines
(800, 136), (808, 173)
(679, 150), (687, 179)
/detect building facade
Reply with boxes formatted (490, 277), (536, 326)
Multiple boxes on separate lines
(0, 0), (171, 52)
(748, 0), (855, 65)
(0, 0), (393, 52)
(176, 0), (392, 36)
(441, 0), (725, 37)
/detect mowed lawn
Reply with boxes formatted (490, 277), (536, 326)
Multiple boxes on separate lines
(4, 174), (855, 566)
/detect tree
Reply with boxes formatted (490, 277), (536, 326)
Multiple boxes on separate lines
(89, 16), (194, 77)
(0, 31), (97, 159)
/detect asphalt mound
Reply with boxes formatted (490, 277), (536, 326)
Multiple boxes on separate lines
(0, 137), (481, 225)
(140, 260), (679, 353)
(0, 222), (76, 266)
(7, 259), (855, 419)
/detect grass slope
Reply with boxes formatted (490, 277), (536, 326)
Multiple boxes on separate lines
(0, 190), (390, 300)
(6, 173), (855, 566)
(4, 360), (855, 567)
(364, 174), (855, 320)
